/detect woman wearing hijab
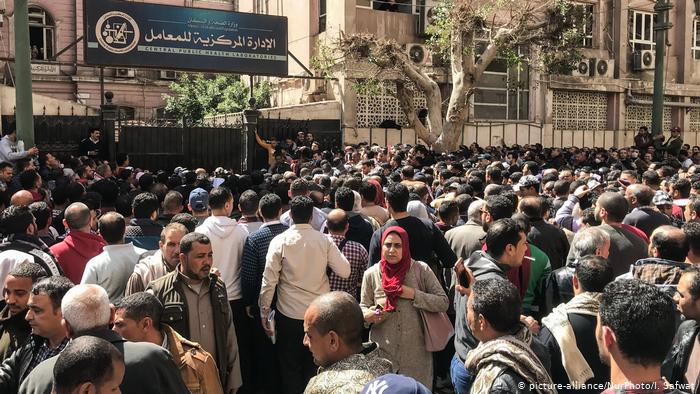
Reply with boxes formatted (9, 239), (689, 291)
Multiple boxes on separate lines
(360, 226), (449, 389)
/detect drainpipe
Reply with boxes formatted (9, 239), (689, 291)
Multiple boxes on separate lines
(14, 0), (34, 147)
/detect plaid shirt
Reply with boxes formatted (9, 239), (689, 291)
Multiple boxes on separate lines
(27, 336), (69, 372)
(327, 234), (368, 301)
(240, 221), (289, 307)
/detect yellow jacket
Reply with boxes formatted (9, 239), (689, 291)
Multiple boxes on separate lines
(163, 324), (225, 394)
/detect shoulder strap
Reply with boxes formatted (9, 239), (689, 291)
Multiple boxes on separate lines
(338, 238), (349, 253)
(411, 261), (424, 292)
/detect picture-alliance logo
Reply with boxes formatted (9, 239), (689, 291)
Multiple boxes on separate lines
(95, 11), (140, 54)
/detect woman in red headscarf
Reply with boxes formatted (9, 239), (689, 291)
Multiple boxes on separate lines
(360, 226), (449, 390)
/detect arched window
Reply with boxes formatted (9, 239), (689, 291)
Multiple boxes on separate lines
(28, 6), (55, 60)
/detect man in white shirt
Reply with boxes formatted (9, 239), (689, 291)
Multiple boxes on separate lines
(0, 130), (38, 166)
(81, 212), (145, 303)
(259, 196), (350, 394)
(280, 179), (326, 230)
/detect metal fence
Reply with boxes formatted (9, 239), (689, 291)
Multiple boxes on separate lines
(1, 115), (102, 158)
(117, 125), (245, 172)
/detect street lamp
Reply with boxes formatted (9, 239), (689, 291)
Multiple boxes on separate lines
(242, 97), (261, 172)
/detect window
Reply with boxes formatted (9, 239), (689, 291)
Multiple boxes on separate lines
(472, 33), (530, 120)
(630, 10), (656, 51)
(573, 3), (594, 48)
(319, 0), (327, 33)
(28, 7), (54, 61)
(357, 0), (417, 15)
(693, 19), (700, 60)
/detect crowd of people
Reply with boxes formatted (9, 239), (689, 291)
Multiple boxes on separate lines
(0, 124), (698, 393)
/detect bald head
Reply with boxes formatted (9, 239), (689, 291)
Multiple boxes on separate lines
(326, 209), (348, 235)
(64, 202), (91, 231)
(61, 284), (111, 336)
(10, 190), (33, 207)
(649, 226), (689, 262)
(307, 291), (364, 348)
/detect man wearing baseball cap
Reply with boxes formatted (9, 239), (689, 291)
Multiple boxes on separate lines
(513, 175), (540, 198)
(188, 188), (209, 226)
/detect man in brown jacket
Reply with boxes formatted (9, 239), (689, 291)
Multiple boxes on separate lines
(113, 292), (224, 394)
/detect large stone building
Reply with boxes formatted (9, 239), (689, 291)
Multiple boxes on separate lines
(237, 0), (700, 148)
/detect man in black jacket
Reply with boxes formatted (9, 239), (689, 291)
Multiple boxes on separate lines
(0, 205), (63, 281)
(465, 278), (553, 393)
(623, 184), (671, 238)
(519, 196), (569, 270)
(18, 284), (189, 394)
(539, 256), (613, 394)
(147, 232), (241, 393)
(0, 276), (72, 392)
(0, 262), (46, 361)
(368, 183), (456, 268)
(664, 266), (700, 390)
(332, 187), (373, 252)
(452, 218), (543, 394)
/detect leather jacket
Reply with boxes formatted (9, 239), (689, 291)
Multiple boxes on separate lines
(663, 319), (699, 389)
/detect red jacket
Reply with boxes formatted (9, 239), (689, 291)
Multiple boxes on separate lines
(49, 231), (106, 283)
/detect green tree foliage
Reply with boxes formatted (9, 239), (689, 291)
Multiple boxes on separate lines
(163, 74), (271, 126)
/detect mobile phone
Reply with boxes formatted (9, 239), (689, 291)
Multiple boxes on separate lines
(458, 270), (470, 288)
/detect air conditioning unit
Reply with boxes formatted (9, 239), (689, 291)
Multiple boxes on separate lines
(406, 43), (432, 66)
(632, 50), (655, 71)
(115, 68), (135, 78)
(571, 59), (593, 77)
(593, 59), (614, 78)
(160, 70), (178, 80)
(417, 3), (437, 37)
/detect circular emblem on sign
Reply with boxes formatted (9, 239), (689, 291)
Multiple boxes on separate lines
(95, 11), (140, 54)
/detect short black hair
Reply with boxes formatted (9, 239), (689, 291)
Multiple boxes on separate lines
(485, 195), (515, 221)
(575, 255), (613, 292)
(600, 280), (675, 367)
(208, 187), (233, 210)
(18, 170), (39, 190)
(553, 180), (571, 197)
(9, 261), (47, 282)
(684, 222), (700, 258)
(29, 201), (51, 230)
(115, 292), (163, 330)
(672, 178), (692, 198)
(239, 190), (259, 216)
(0, 161), (13, 172)
(0, 205), (34, 234)
(289, 179), (310, 197)
(31, 276), (74, 311)
(53, 336), (124, 394)
(485, 218), (523, 259)
(259, 193), (282, 220)
(290, 196), (314, 225)
(170, 213), (197, 233)
(180, 232), (210, 254)
(642, 170), (660, 187)
(334, 187), (355, 211)
(359, 182), (377, 202)
(132, 192), (159, 219)
(682, 266), (700, 300)
(650, 226), (689, 262)
(438, 200), (459, 222)
(688, 196), (700, 219)
(385, 183), (409, 212)
(163, 191), (183, 212)
(471, 278), (521, 332)
(98, 212), (126, 244)
(597, 192), (629, 223)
